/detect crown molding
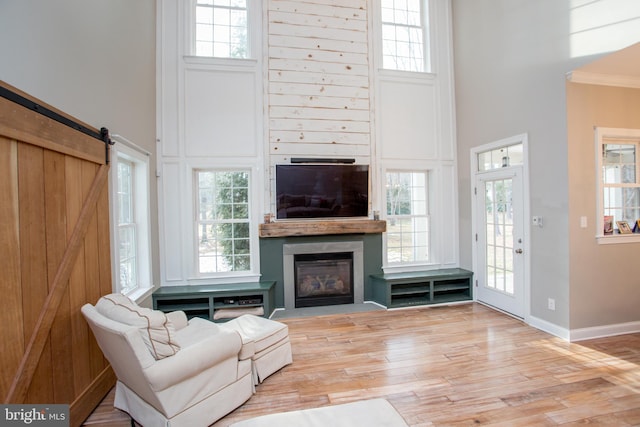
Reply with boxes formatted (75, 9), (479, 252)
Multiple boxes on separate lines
(567, 70), (640, 89)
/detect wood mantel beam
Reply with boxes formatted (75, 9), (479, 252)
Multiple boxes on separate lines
(259, 220), (386, 238)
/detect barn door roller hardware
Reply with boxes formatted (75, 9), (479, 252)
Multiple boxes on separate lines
(0, 84), (114, 164)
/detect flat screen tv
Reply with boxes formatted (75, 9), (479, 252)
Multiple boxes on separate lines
(275, 164), (369, 219)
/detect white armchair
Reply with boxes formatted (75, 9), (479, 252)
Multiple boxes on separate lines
(82, 294), (254, 427)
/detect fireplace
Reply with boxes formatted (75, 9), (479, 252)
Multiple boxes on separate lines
(283, 241), (364, 310)
(294, 252), (354, 308)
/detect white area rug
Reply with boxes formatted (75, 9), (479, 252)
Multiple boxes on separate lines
(229, 398), (408, 427)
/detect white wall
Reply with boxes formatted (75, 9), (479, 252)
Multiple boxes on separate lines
(0, 0), (156, 150)
(452, 0), (640, 332)
(0, 0), (159, 295)
(157, 0), (459, 285)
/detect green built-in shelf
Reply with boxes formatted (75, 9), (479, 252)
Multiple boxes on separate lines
(370, 268), (473, 308)
(152, 281), (276, 322)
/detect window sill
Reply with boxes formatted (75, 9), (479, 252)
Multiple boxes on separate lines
(382, 263), (440, 275)
(596, 234), (640, 245)
(127, 286), (155, 304)
(377, 68), (437, 83)
(183, 55), (258, 69)
(186, 274), (262, 284)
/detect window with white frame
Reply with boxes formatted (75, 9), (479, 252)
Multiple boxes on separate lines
(110, 143), (152, 297)
(597, 127), (640, 237)
(195, 170), (251, 274)
(477, 143), (523, 171)
(380, 0), (430, 72)
(385, 170), (430, 264)
(194, 0), (248, 58)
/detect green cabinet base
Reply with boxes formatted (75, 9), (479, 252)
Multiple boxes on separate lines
(370, 269), (473, 308)
(152, 281), (276, 322)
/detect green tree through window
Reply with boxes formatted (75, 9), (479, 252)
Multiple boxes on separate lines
(197, 170), (251, 273)
(385, 171), (429, 264)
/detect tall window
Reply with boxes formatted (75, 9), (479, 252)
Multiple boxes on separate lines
(117, 160), (137, 294)
(381, 0), (429, 72)
(385, 171), (430, 264)
(196, 170), (251, 274)
(194, 0), (248, 58)
(597, 127), (640, 236)
(110, 143), (152, 297)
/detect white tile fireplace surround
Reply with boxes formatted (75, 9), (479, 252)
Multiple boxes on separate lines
(283, 241), (364, 310)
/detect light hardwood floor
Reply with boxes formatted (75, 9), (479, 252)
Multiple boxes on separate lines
(83, 303), (640, 426)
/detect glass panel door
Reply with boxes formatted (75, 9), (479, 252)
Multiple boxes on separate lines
(475, 169), (524, 318)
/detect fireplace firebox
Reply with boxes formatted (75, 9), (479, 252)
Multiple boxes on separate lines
(294, 252), (354, 308)
(283, 241), (364, 310)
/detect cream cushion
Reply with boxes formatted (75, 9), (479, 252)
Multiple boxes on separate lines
(95, 293), (180, 360)
(213, 306), (264, 320)
(223, 314), (293, 384)
(224, 314), (289, 353)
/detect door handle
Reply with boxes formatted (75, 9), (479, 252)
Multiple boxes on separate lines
(515, 249), (523, 254)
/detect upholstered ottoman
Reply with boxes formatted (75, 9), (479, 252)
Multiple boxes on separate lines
(222, 314), (293, 384)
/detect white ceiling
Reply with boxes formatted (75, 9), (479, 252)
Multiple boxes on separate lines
(568, 42), (640, 88)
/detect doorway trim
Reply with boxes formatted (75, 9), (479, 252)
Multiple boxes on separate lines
(470, 133), (531, 322)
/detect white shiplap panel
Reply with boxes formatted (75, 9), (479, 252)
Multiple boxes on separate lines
(269, 35), (367, 55)
(269, 142), (372, 158)
(270, 70), (369, 88)
(270, 0), (367, 20)
(269, 58), (368, 76)
(269, 46), (368, 65)
(269, 93), (369, 110)
(270, 130), (369, 145)
(270, 82), (368, 99)
(268, 0), (371, 159)
(270, 118), (370, 133)
(269, 22), (368, 44)
(269, 11), (367, 32)
(299, 0), (366, 9)
(270, 106), (370, 122)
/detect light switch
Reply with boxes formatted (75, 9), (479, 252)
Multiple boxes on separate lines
(580, 216), (587, 228)
(532, 216), (543, 228)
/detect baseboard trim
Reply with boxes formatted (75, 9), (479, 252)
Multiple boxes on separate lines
(527, 315), (570, 341)
(569, 320), (640, 342)
(70, 366), (116, 427)
(527, 315), (640, 342)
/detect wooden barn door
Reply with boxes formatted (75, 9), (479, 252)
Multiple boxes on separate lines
(0, 82), (115, 426)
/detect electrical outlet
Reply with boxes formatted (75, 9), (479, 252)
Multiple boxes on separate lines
(533, 216), (543, 228)
(548, 298), (555, 311)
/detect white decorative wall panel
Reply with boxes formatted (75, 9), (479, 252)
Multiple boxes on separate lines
(160, 161), (184, 282)
(438, 89), (455, 161)
(379, 79), (438, 160)
(440, 164), (458, 265)
(184, 68), (258, 157)
(159, 0), (180, 157)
